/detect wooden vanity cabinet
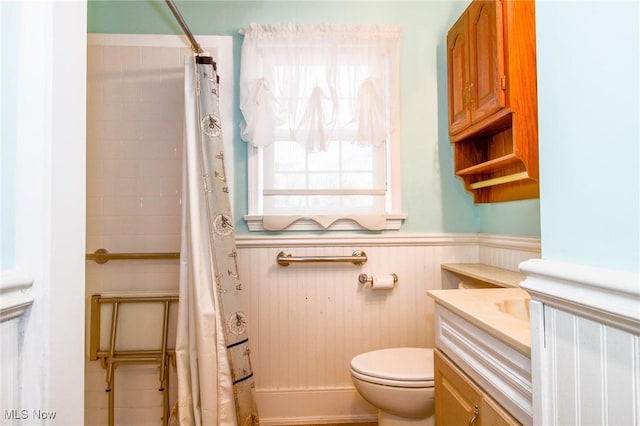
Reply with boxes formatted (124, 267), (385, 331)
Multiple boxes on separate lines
(435, 350), (520, 426)
(435, 349), (481, 425)
(446, 0), (538, 203)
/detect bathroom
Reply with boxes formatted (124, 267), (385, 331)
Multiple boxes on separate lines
(1, 1), (638, 426)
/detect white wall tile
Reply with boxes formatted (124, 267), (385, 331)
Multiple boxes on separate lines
(141, 46), (181, 65)
(102, 46), (141, 65)
(102, 79), (140, 102)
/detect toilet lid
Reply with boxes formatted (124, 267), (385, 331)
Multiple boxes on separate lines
(350, 347), (434, 387)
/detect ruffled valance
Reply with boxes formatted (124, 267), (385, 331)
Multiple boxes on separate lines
(239, 23), (400, 152)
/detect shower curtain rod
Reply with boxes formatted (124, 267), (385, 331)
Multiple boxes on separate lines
(165, 0), (203, 54)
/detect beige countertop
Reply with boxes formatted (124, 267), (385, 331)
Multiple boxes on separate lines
(441, 263), (526, 288)
(428, 287), (531, 355)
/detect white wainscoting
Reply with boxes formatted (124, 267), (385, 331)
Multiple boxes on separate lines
(478, 234), (541, 271)
(237, 234), (539, 424)
(521, 259), (640, 426)
(83, 233), (539, 425)
(1, 268), (34, 424)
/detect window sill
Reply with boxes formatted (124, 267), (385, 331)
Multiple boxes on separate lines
(243, 214), (407, 232)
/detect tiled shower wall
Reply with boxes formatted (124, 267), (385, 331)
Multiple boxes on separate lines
(86, 41), (184, 256)
(85, 36), (541, 425)
(85, 39), (186, 425)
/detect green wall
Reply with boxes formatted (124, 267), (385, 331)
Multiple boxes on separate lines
(88, 0), (540, 237)
(536, 1), (638, 272)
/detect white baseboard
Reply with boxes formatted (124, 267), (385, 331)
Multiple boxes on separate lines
(255, 388), (378, 425)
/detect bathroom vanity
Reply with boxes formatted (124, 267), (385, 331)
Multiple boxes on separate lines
(428, 264), (532, 425)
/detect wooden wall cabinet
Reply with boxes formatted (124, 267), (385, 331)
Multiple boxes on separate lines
(446, 0), (539, 203)
(435, 350), (520, 426)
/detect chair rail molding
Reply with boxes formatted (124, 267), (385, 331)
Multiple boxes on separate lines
(236, 232), (539, 250)
(0, 267), (34, 322)
(519, 258), (640, 331)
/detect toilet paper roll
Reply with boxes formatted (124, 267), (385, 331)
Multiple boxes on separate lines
(371, 274), (396, 290)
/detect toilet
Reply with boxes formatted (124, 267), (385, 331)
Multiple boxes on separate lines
(350, 347), (435, 426)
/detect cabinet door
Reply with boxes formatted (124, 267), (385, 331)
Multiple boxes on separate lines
(435, 350), (481, 426)
(447, 13), (471, 135)
(481, 395), (521, 426)
(467, 0), (506, 124)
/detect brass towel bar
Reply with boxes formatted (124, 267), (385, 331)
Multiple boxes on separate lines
(86, 248), (179, 264)
(276, 250), (367, 267)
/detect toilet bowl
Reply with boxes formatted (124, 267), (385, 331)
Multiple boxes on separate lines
(350, 347), (435, 426)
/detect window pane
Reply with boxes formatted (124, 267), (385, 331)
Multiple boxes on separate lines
(271, 140), (306, 172)
(265, 195), (309, 210)
(308, 173), (340, 189)
(341, 142), (374, 171)
(264, 194), (385, 213)
(267, 140), (384, 190)
(274, 172), (307, 189)
(308, 143), (340, 171)
(341, 172), (373, 189)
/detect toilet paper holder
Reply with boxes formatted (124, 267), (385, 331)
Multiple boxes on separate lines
(358, 273), (398, 285)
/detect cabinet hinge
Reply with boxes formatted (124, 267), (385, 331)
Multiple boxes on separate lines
(501, 75), (507, 91)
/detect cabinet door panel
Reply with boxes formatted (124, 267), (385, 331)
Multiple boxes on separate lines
(439, 378), (478, 425)
(481, 395), (521, 426)
(435, 350), (481, 425)
(468, 0), (505, 123)
(447, 15), (471, 135)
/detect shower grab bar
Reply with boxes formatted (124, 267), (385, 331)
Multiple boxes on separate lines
(276, 250), (367, 267)
(90, 294), (179, 426)
(86, 248), (180, 264)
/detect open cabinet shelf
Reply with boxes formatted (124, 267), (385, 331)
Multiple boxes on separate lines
(456, 153), (520, 176)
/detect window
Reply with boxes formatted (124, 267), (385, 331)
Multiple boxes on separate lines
(240, 24), (405, 231)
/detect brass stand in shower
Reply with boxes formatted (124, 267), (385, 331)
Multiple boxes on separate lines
(90, 295), (179, 426)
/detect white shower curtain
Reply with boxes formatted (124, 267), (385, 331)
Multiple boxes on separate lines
(175, 54), (259, 426)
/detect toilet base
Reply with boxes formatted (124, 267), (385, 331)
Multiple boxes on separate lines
(379, 410), (434, 426)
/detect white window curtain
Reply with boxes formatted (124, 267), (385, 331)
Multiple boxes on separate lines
(239, 23), (401, 152)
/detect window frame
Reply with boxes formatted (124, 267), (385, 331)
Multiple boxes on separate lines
(240, 24), (406, 231)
